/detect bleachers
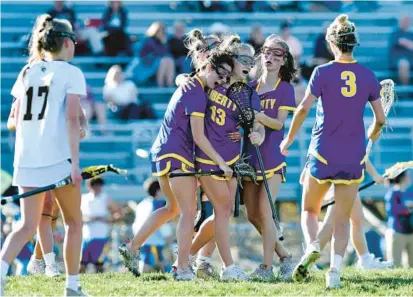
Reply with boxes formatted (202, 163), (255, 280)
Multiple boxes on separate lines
(1, 1), (413, 202)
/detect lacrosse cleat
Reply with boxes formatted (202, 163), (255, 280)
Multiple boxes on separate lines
(326, 268), (341, 289)
(292, 242), (321, 282)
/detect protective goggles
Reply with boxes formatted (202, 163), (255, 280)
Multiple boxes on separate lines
(235, 55), (256, 67)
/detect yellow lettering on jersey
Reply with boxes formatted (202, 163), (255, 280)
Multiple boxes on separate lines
(261, 99), (277, 110)
(208, 90), (237, 111)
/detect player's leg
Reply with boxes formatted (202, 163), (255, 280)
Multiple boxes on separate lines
(169, 175), (197, 280)
(120, 174), (180, 276)
(53, 184), (83, 293)
(0, 189), (45, 290)
(200, 177), (249, 281)
(33, 191), (60, 276)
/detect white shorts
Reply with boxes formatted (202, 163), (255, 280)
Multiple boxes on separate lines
(13, 159), (71, 187)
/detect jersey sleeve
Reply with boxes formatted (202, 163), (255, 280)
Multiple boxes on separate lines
(368, 73), (381, 102)
(66, 66), (87, 96)
(184, 86), (207, 118)
(11, 66), (27, 99)
(279, 84), (296, 112)
(307, 66), (322, 98)
(251, 91), (261, 112)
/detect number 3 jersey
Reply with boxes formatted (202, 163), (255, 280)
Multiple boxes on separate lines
(308, 60), (381, 167)
(11, 61), (86, 168)
(195, 85), (261, 167)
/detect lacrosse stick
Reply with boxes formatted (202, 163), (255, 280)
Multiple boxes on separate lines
(226, 81), (284, 241)
(169, 156), (258, 187)
(320, 79), (396, 210)
(1, 164), (127, 205)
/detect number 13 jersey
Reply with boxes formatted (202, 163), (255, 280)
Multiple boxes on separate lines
(11, 61), (86, 168)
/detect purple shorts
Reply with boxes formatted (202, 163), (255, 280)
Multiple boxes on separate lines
(307, 154), (365, 185)
(81, 238), (109, 264)
(151, 157), (195, 177)
(255, 162), (286, 182)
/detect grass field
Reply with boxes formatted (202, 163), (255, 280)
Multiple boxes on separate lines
(5, 268), (413, 296)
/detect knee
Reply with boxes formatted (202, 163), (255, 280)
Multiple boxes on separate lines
(16, 223), (37, 239)
(214, 199), (231, 219)
(165, 202), (180, 217)
(64, 219), (82, 235)
(302, 207), (320, 217)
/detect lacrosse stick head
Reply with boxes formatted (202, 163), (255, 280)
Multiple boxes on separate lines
(385, 161), (413, 181)
(379, 79), (396, 117)
(226, 81), (255, 131)
(233, 155), (258, 186)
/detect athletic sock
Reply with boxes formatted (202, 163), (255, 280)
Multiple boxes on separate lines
(66, 274), (80, 291)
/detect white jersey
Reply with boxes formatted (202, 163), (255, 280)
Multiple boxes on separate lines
(12, 60), (86, 168)
(81, 191), (110, 240)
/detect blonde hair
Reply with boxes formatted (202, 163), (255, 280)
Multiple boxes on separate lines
(28, 14), (73, 64)
(219, 34), (255, 57)
(326, 14), (358, 53)
(105, 65), (122, 86)
(184, 29), (221, 69)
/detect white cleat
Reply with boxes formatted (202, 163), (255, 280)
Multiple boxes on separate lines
(173, 268), (196, 281)
(356, 254), (393, 270)
(220, 265), (250, 281)
(326, 268), (341, 289)
(45, 263), (61, 277)
(27, 258), (45, 275)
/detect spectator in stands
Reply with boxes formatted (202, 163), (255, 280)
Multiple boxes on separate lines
(103, 65), (156, 120)
(313, 22), (334, 66)
(168, 21), (191, 74)
(47, 1), (104, 55)
(389, 15), (413, 85)
(47, 0), (76, 28)
(279, 20), (303, 65)
(102, 0), (132, 56)
(80, 86), (107, 134)
(137, 22), (175, 87)
(385, 171), (413, 267)
(247, 24), (265, 53)
(132, 178), (173, 274)
(80, 177), (121, 273)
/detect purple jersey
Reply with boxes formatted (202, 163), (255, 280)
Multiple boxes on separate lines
(151, 76), (207, 167)
(247, 79), (296, 179)
(195, 84), (260, 168)
(308, 60), (381, 168)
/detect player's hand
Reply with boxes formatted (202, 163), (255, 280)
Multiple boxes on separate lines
(280, 136), (294, 156)
(79, 128), (87, 140)
(367, 125), (381, 141)
(373, 174), (385, 184)
(71, 166), (82, 186)
(180, 76), (196, 92)
(249, 131), (261, 146)
(254, 112), (265, 123)
(218, 163), (233, 178)
(228, 131), (242, 142)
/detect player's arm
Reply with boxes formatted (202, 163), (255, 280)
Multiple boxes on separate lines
(255, 110), (288, 131)
(7, 100), (18, 131)
(286, 91), (317, 141)
(66, 94), (81, 169)
(367, 98), (386, 141)
(176, 73), (196, 92)
(250, 121), (265, 146)
(365, 159), (384, 184)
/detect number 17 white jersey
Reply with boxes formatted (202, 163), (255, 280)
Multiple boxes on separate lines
(11, 60), (86, 168)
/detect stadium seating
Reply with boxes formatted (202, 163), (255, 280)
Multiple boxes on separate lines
(1, 1), (412, 202)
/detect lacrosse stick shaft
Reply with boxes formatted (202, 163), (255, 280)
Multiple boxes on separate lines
(254, 146), (284, 241)
(321, 180), (376, 210)
(1, 178), (72, 205)
(169, 170), (224, 178)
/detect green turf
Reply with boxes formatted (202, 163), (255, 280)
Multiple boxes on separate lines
(5, 268), (413, 296)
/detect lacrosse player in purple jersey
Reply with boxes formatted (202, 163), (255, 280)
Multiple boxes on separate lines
(280, 14), (386, 288)
(236, 35), (297, 281)
(300, 160), (392, 270)
(177, 34), (265, 281)
(119, 50), (234, 281)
